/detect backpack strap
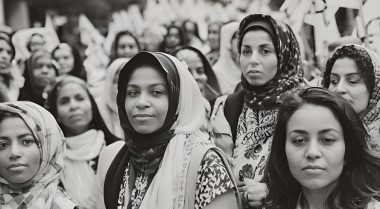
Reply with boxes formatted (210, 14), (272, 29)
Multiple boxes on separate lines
(185, 146), (242, 209)
(224, 90), (244, 142)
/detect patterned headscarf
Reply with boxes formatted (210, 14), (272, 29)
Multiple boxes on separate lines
(238, 14), (304, 110)
(0, 101), (77, 209)
(322, 44), (380, 151)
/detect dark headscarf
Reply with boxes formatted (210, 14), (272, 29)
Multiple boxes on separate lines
(238, 14), (304, 110)
(323, 44), (375, 95)
(171, 45), (222, 101)
(18, 50), (58, 107)
(45, 75), (120, 145)
(52, 43), (87, 81)
(117, 51), (180, 173)
(159, 25), (185, 53)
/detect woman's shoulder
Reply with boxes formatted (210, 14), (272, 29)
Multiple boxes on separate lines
(98, 141), (125, 175)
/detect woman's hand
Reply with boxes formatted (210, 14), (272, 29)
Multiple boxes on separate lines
(239, 178), (267, 208)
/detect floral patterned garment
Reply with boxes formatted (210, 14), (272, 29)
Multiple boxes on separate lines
(233, 103), (278, 182)
(117, 150), (234, 209)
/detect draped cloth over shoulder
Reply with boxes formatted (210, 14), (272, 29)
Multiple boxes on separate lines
(0, 101), (77, 209)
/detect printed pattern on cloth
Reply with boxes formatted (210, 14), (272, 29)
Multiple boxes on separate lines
(116, 135), (232, 209)
(233, 104), (278, 182)
(194, 150), (234, 209)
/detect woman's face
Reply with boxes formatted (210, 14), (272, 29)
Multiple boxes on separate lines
(0, 40), (13, 70)
(181, 52), (208, 93)
(53, 47), (75, 75)
(56, 82), (93, 136)
(328, 57), (370, 114)
(286, 104), (345, 192)
(29, 35), (45, 53)
(165, 28), (181, 49)
(239, 30), (278, 86)
(208, 23), (220, 51)
(117, 34), (139, 59)
(0, 117), (40, 189)
(32, 56), (56, 90)
(125, 66), (169, 134)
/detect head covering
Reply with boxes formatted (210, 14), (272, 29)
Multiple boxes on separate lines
(322, 44), (380, 151)
(171, 45), (222, 101)
(18, 50), (58, 107)
(0, 32), (15, 60)
(45, 75), (120, 145)
(0, 101), (77, 209)
(213, 21), (241, 95)
(107, 51), (206, 208)
(323, 44), (375, 96)
(52, 43), (87, 81)
(99, 58), (129, 139)
(238, 14), (304, 110)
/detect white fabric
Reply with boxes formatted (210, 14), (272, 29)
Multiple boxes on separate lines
(60, 129), (106, 206)
(213, 22), (241, 95)
(98, 58), (129, 139)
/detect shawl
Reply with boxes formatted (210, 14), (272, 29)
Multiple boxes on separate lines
(213, 21), (241, 95)
(60, 129), (105, 206)
(98, 58), (129, 139)
(238, 14), (304, 110)
(0, 101), (77, 209)
(105, 52), (207, 209)
(323, 44), (380, 153)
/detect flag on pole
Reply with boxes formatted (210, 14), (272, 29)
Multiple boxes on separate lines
(325, 0), (362, 9)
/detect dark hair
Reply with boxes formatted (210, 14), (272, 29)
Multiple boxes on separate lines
(27, 33), (45, 52)
(182, 19), (203, 44)
(110, 30), (140, 63)
(52, 43), (87, 81)
(171, 45), (221, 101)
(265, 87), (380, 209)
(159, 25), (185, 53)
(45, 76), (120, 145)
(322, 44), (375, 94)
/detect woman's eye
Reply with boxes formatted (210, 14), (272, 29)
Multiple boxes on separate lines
(127, 90), (139, 96)
(242, 49), (251, 56)
(152, 90), (164, 95)
(330, 79), (339, 86)
(321, 137), (336, 144)
(261, 49), (271, 55)
(0, 142), (8, 149)
(348, 79), (359, 84)
(291, 137), (307, 145)
(22, 139), (35, 146)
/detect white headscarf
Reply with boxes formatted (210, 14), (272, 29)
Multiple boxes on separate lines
(213, 22), (241, 95)
(98, 58), (129, 139)
(125, 53), (207, 209)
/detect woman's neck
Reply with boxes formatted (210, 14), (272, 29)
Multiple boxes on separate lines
(301, 182), (337, 209)
(64, 125), (90, 137)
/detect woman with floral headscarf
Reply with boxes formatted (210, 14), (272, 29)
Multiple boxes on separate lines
(323, 44), (380, 154)
(210, 14), (304, 208)
(0, 101), (78, 209)
(85, 51), (241, 209)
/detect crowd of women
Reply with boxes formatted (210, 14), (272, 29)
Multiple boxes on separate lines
(1, 7), (380, 209)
